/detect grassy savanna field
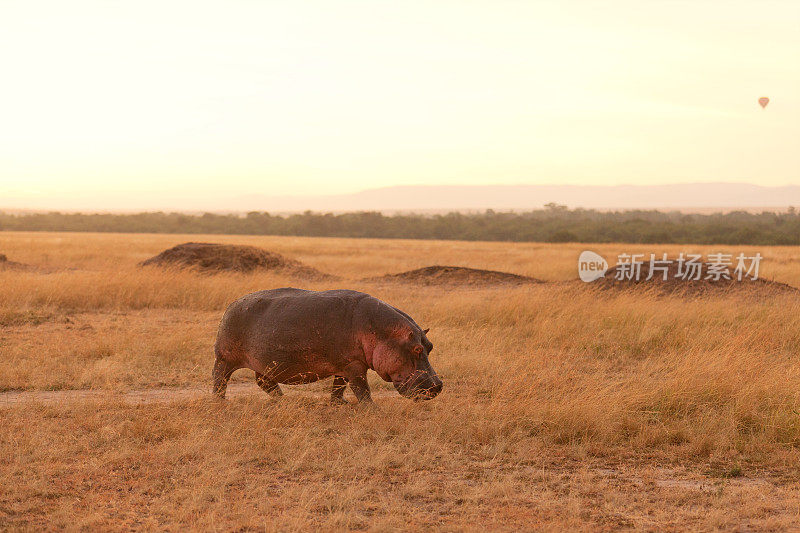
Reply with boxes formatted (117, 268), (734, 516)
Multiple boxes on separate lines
(2, 231), (800, 531)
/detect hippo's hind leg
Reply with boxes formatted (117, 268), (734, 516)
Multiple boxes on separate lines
(212, 357), (239, 399)
(255, 372), (283, 398)
(331, 375), (348, 404)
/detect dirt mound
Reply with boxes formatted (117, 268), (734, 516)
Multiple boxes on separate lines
(140, 242), (334, 279)
(0, 254), (38, 272)
(365, 265), (542, 286)
(589, 261), (797, 296)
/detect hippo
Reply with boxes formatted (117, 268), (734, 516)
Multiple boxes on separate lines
(212, 288), (443, 403)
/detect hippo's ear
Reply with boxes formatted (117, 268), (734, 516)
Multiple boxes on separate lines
(423, 328), (430, 334)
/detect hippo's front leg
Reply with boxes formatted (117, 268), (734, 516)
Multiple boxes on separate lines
(343, 362), (373, 403)
(331, 376), (348, 404)
(349, 375), (372, 403)
(350, 374), (373, 403)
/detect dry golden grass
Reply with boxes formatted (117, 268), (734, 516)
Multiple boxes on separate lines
(2, 231), (800, 530)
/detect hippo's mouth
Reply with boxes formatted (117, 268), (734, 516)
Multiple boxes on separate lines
(393, 372), (443, 401)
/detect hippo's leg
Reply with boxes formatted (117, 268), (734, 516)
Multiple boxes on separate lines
(255, 372), (283, 398)
(331, 376), (348, 404)
(212, 357), (239, 399)
(348, 374), (373, 404)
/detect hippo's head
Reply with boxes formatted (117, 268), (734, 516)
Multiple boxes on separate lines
(372, 327), (443, 401)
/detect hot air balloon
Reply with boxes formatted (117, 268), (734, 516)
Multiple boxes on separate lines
(758, 97), (769, 109)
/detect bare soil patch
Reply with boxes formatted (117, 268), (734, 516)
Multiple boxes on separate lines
(589, 261), (798, 296)
(0, 253), (38, 272)
(0, 382), (393, 406)
(365, 265), (543, 286)
(139, 242), (335, 279)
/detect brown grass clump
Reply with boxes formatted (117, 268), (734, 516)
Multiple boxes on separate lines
(139, 242), (335, 279)
(366, 265), (542, 286)
(590, 261), (798, 296)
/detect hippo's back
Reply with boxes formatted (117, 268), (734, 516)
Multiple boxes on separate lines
(225, 288), (368, 321)
(214, 288), (370, 362)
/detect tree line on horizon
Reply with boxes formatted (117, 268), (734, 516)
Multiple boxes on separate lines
(1, 206), (800, 245)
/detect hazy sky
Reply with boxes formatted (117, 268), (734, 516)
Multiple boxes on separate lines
(1, 0), (798, 209)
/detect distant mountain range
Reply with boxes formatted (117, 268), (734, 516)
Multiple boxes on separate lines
(3, 183), (800, 213)
(232, 183), (800, 213)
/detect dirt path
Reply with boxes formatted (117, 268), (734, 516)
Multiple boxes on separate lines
(0, 382), (394, 406)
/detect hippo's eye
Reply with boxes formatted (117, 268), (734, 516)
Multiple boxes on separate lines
(412, 345), (423, 356)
